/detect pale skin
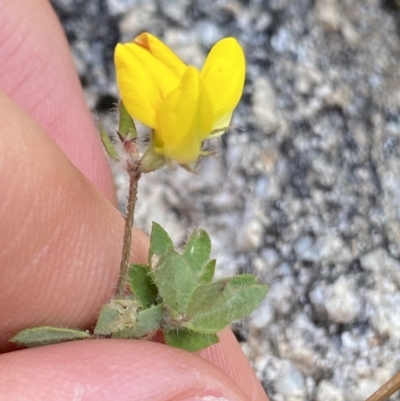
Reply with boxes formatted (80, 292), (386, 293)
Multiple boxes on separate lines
(0, 1), (269, 400)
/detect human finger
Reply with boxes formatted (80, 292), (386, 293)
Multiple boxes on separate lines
(0, 0), (116, 202)
(0, 340), (251, 401)
(0, 89), (147, 352)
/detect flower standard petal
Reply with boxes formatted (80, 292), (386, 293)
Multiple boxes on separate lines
(134, 33), (187, 78)
(115, 43), (180, 128)
(155, 67), (213, 164)
(200, 38), (246, 130)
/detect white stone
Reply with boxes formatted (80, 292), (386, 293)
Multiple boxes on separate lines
(348, 379), (380, 401)
(361, 247), (400, 288)
(325, 277), (362, 324)
(316, 0), (341, 31)
(237, 218), (265, 252)
(251, 77), (282, 135)
(316, 380), (344, 401)
(106, 0), (137, 15)
(294, 236), (321, 262)
(274, 360), (306, 397)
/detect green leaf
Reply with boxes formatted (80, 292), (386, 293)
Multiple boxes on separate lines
(164, 329), (219, 352)
(199, 259), (216, 283)
(118, 101), (137, 140)
(148, 222), (174, 266)
(183, 229), (211, 276)
(152, 251), (197, 317)
(113, 304), (163, 339)
(184, 276), (269, 333)
(129, 264), (158, 308)
(229, 274), (259, 286)
(11, 327), (90, 348)
(99, 124), (120, 162)
(94, 299), (139, 336)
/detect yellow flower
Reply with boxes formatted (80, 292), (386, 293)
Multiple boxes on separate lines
(114, 33), (245, 166)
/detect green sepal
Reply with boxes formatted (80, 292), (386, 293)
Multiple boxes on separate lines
(148, 222), (174, 266)
(152, 251), (197, 317)
(164, 329), (219, 352)
(118, 101), (137, 140)
(112, 304), (163, 339)
(140, 144), (166, 173)
(99, 124), (120, 162)
(11, 326), (90, 348)
(129, 264), (158, 308)
(184, 275), (269, 333)
(183, 229), (212, 277)
(199, 259), (216, 283)
(94, 299), (139, 336)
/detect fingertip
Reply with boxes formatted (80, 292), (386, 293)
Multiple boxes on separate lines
(0, 340), (250, 401)
(199, 329), (269, 401)
(0, 0), (116, 202)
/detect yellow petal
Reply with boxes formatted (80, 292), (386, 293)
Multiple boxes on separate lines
(200, 38), (246, 130)
(114, 43), (180, 128)
(134, 33), (187, 78)
(154, 67), (213, 164)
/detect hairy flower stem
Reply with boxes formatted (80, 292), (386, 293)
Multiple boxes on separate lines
(365, 371), (400, 401)
(116, 159), (141, 297)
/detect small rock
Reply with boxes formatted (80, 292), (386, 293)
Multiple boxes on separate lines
(316, 0), (341, 31)
(251, 76), (282, 135)
(237, 218), (265, 252)
(316, 380), (344, 401)
(163, 29), (204, 68)
(268, 277), (296, 316)
(366, 289), (400, 343)
(260, 248), (280, 270)
(294, 236), (321, 263)
(341, 20), (361, 47)
(317, 233), (352, 264)
(106, 0), (137, 16)
(325, 277), (362, 324)
(118, 2), (158, 40)
(273, 360), (306, 397)
(194, 20), (224, 48)
(271, 27), (297, 54)
(360, 247), (400, 288)
(348, 379), (380, 401)
(310, 156), (338, 189)
(250, 298), (275, 329)
(295, 64), (323, 95)
(309, 282), (327, 316)
(158, 0), (190, 23)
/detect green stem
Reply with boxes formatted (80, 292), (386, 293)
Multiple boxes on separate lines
(116, 160), (141, 297)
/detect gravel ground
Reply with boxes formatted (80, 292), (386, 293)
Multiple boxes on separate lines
(51, 1), (400, 400)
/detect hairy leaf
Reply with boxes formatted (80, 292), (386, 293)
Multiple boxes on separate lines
(11, 327), (90, 348)
(199, 259), (216, 283)
(94, 299), (139, 335)
(183, 229), (211, 276)
(152, 251), (197, 317)
(148, 222), (174, 266)
(184, 276), (269, 333)
(113, 304), (163, 339)
(164, 329), (219, 352)
(129, 264), (158, 307)
(99, 124), (120, 161)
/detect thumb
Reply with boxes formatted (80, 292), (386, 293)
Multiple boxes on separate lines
(0, 340), (251, 401)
